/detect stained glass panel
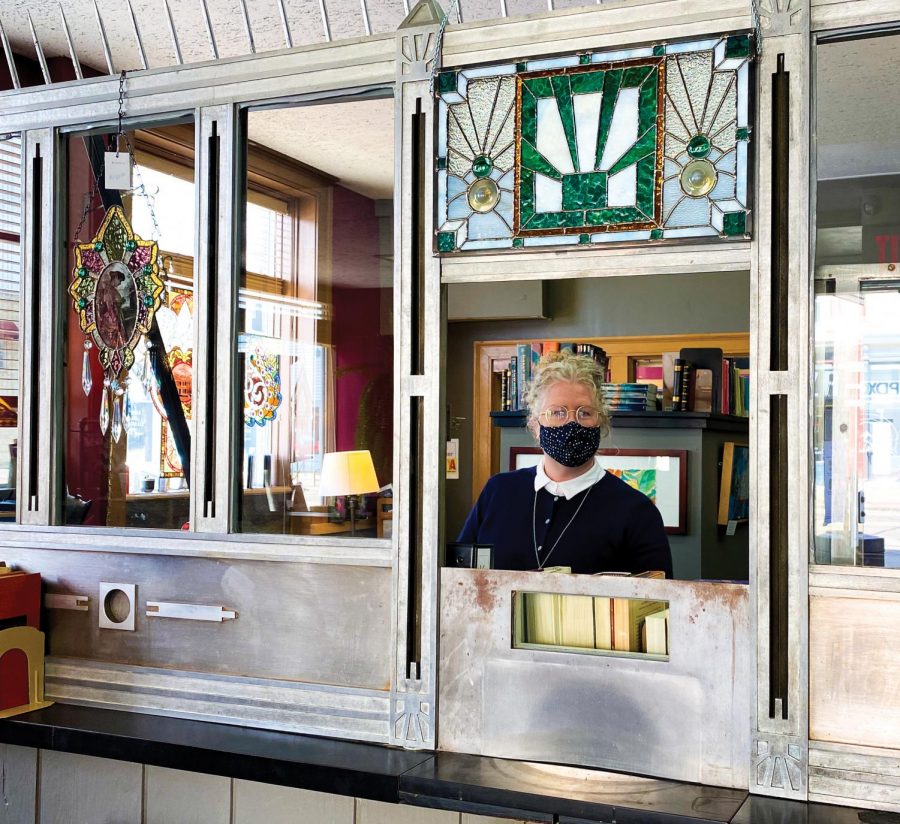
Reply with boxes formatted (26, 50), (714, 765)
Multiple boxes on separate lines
(435, 35), (753, 252)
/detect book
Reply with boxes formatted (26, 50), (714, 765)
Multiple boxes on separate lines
(509, 356), (518, 410)
(679, 347), (724, 412)
(691, 368), (713, 413)
(672, 358), (685, 410)
(593, 595), (612, 650)
(643, 607), (669, 655)
(612, 595), (667, 652)
(500, 369), (509, 411)
(661, 351), (679, 410)
(559, 594), (596, 648)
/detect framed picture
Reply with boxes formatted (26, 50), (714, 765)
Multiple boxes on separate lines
(718, 442), (749, 525)
(509, 447), (688, 534)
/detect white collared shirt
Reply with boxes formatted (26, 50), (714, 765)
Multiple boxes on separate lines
(534, 455), (606, 500)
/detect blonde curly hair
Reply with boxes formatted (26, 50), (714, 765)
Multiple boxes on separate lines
(524, 350), (610, 438)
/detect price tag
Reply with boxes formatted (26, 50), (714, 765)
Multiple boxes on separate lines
(726, 519), (738, 536)
(104, 151), (132, 190)
(446, 438), (459, 479)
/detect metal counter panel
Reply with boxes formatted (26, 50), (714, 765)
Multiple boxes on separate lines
(438, 569), (750, 789)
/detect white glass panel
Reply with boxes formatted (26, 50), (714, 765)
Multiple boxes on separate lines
(592, 47), (654, 63)
(536, 97), (576, 175)
(607, 164), (637, 207)
(600, 87), (638, 171)
(590, 230), (651, 243)
(573, 92), (603, 174)
(665, 196), (711, 228)
(526, 56), (581, 71)
(534, 173), (563, 213)
(468, 210), (512, 240)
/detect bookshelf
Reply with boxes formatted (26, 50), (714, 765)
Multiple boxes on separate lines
(472, 332), (751, 500)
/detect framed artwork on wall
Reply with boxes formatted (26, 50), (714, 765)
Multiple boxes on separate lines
(510, 446), (688, 534)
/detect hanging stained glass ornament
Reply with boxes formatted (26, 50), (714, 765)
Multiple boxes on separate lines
(69, 206), (164, 436)
(244, 347), (282, 427)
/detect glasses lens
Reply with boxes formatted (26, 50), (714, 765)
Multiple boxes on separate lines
(543, 406), (569, 426)
(576, 407), (600, 427)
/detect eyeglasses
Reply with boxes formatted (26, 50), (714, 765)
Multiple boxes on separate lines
(539, 405), (602, 428)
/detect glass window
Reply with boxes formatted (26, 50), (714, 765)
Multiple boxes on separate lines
(0, 134), (20, 521)
(813, 33), (900, 567)
(237, 97), (394, 537)
(63, 123), (195, 528)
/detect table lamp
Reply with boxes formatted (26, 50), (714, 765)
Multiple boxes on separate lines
(319, 450), (380, 536)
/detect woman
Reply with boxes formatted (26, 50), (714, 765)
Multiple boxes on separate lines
(458, 351), (673, 577)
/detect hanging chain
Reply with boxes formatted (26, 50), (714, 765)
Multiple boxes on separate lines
(116, 70), (126, 156)
(749, 0), (763, 55)
(73, 170), (100, 242)
(428, 0), (461, 95)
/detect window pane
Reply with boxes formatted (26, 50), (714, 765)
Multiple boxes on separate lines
(63, 124), (195, 528)
(238, 97), (394, 537)
(814, 34), (900, 567)
(0, 134), (20, 520)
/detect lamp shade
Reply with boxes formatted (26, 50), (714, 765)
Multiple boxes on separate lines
(319, 450), (380, 497)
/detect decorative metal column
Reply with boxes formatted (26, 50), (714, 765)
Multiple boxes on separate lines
(751, 0), (811, 800)
(390, 0), (445, 748)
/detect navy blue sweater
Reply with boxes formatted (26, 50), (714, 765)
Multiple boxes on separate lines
(458, 467), (673, 577)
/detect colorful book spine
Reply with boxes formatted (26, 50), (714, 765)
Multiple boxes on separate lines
(516, 344), (530, 410)
(509, 356), (518, 411)
(672, 358), (685, 411)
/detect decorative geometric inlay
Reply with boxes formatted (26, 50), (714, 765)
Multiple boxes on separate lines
(435, 36), (753, 252)
(758, 0), (805, 34)
(755, 738), (804, 791)
(393, 695), (433, 744)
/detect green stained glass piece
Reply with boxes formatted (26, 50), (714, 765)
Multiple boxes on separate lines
(77, 266), (88, 278)
(652, 44), (665, 57)
(650, 228), (663, 240)
(512, 237), (525, 248)
(516, 62), (527, 73)
(143, 294), (155, 307)
(687, 134), (712, 159)
(725, 34), (750, 59)
(585, 206), (645, 226)
(607, 124), (657, 177)
(638, 67), (658, 133)
(622, 65), (653, 88)
(636, 156), (656, 216)
(520, 141), (563, 181)
(125, 239), (137, 252)
(594, 70), (622, 170)
(526, 211), (584, 230)
(143, 263), (153, 275)
(550, 75), (579, 172)
(723, 211), (747, 237)
(104, 215), (127, 261)
(472, 155), (493, 178)
(736, 126), (750, 141)
(569, 70), (605, 95)
(562, 172), (607, 210)
(93, 241), (104, 252)
(579, 54), (591, 65)
(437, 231), (456, 252)
(77, 297), (87, 309)
(521, 88), (537, 144)
(579, 233), (590, 244)
(437, 71), (458, 95)
(519, 168), (536, 223)
(525, 76), (553, 98)
(437, 156), (447, 170)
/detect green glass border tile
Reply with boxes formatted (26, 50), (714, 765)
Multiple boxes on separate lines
(638, 67), (658, 133)
(594, 69), (622, 170)
(437, 231), (457, 252)
(579, 54), (591, 65)
(623, 64), (653, 88)
(516, 62), (527, 73)
(736, 126), (750, 141)
(635, 155), (656, 217)
(437, 157), (447, 170)
(652, 44), (665, 57)
(585, 206), (646, 226)
(512, 237), (525, 247)
(579, 233), (590, 244)
(650, 228), (663, 240)
(521, 87), (538, 145)
(722, 210), (747, 237)
(725, 34), (751, 59)
(437, 71), (458, 95)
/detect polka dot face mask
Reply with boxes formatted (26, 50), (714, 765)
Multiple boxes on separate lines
(539, 421), (601, 467)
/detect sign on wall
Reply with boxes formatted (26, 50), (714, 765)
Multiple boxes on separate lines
(435, 35), (752, 252)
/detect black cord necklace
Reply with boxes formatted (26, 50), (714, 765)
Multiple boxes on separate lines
(532, 483), (594, 570)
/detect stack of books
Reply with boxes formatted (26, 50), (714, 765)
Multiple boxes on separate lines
(602, 382), (658, 412)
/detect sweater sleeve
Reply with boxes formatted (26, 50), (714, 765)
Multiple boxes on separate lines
(457, 476), (494, 542)
(623, 495), (674, 579)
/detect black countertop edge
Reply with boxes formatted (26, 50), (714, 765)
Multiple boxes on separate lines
(0, 705), (877, 823)
(0, 704), (431, 804)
